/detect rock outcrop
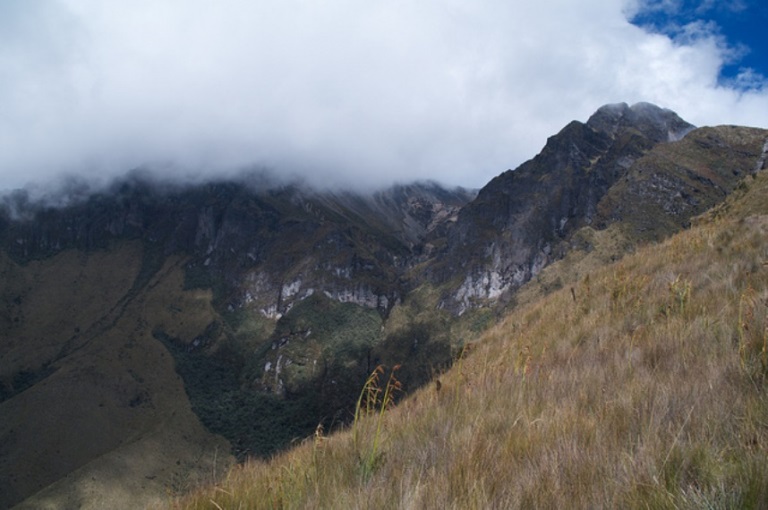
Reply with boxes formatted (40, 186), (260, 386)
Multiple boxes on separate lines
(428, 103), (766, 314)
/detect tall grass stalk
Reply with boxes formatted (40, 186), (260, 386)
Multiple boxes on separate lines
(353, 364), (402, 480)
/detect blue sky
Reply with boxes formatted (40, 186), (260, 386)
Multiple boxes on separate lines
(1, 0), (767, 194)
(630, 0), (768, 87)
(629, 0), (767, 87)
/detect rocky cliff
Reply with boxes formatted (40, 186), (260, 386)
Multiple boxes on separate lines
(430, 103), (766, 314)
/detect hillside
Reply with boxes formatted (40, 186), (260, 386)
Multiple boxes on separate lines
(174, 153), (768, 509)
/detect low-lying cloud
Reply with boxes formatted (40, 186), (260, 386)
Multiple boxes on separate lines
(1, 0), (766, 193)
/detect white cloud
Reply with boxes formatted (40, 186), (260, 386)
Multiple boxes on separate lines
(0, 0), (766, 193)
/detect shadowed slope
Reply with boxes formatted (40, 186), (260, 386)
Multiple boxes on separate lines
(0, 247), (231, 509)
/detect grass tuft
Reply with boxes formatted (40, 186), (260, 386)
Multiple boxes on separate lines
(353, 364), (402, 481)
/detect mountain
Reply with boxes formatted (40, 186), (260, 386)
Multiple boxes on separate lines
(428, 102), (764, 314)
(1, 102), (766, 508)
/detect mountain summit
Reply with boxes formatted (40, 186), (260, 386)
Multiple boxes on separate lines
(586, 102), (695, 142)
(429, 102), (761, 314)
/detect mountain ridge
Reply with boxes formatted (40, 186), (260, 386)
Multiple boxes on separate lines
(430, 103), (765, 314)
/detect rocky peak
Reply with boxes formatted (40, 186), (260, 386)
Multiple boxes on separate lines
(587, 102), (695, 142)
(429, 103), (762, 314)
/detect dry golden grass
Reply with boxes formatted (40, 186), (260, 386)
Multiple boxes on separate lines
(172, 175), (768, 509)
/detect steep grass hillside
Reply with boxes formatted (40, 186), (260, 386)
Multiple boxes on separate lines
(173, 169), (768, 508)
(0, 246), (232, 509)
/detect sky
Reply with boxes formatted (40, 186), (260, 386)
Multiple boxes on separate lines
(0, 0), (766, 194)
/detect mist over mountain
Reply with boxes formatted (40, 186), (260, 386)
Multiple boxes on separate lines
(2, 1), (767, 192)
(1, 102), (767, 509)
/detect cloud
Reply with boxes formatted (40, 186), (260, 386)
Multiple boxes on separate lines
(1, 0), (766, 193)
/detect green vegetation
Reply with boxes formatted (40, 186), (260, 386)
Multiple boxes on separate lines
(156, 292), (395, 460)
(156, 324), (321, 459)
(173, 169), (768, 509)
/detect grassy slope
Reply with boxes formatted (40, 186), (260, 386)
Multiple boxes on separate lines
(173, 170), (768, 509)
(0, 244), (231, 509)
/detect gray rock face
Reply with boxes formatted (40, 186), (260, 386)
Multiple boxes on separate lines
(428, 103), (701, 313)
(0, 177), (473, 319)
(757, 139), (768, 172)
